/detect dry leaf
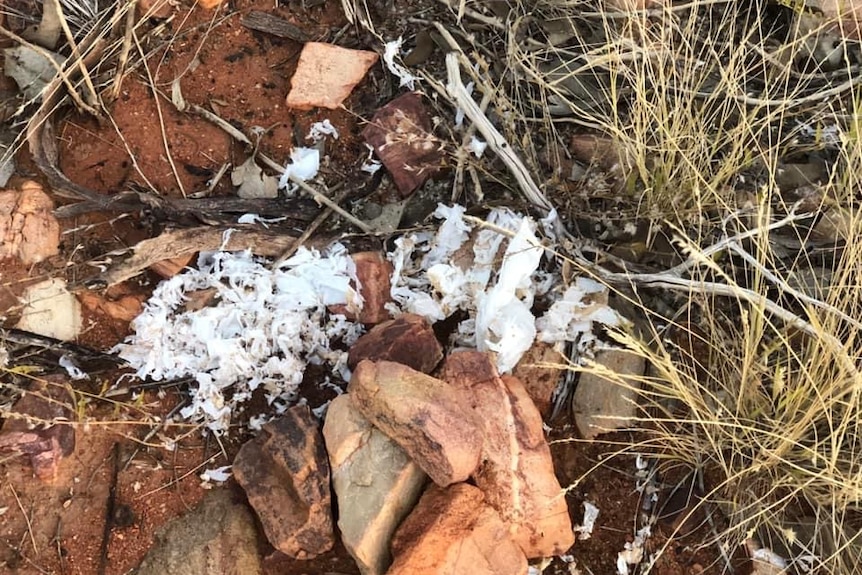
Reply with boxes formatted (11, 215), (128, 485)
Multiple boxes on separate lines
(232, 156), (279, 199)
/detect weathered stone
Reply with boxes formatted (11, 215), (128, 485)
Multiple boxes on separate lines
(134, 489), (262, 575)
(348, 314), (443, 373)
(362, 92), (443, 196)
(16, 278), (83, 341)
(441, 351), (575, 558)
(0, 181), (59, 265)
(388, 484), (528, 575)
(287, 43), (379, 110)
(330, 251), (393, 325)
(0, 377), (75, 481)
(349, 360), (480, 487)
(572, 347), (644, 439)
(233, 405), (334, 559)
(323, 395), (427, 575)
(512, 341), (565, 418)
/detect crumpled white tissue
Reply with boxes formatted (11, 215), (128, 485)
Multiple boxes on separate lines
(278, 147), (320, 191)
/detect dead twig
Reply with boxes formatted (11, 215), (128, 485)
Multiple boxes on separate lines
(8, 483), (36, 557)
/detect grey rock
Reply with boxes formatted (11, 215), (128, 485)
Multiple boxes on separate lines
(323, 395), (427, 575)
(134, 488), (261, 575)
(573, 348), (645, 439)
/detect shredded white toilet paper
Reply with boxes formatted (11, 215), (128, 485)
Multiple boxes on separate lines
(117, 205), (622, 431)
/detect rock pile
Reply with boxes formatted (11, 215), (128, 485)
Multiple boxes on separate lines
(234, 307), (574, 575)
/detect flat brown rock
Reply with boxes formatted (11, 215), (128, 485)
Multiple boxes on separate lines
(388, 484), (528, 575)
(348, 314), (442, 373)
(233, 406), (334, 559)
(441, 351), (575, 558)
(287, 43), (378, 110)
(362, 92), (443, 196)
(323, 395), (427, 575)
(349, 360), (481, 487)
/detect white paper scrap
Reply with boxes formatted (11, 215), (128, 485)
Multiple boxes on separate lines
(383, 37), (419, 90)
(575, 501), (599, 540)
(475, 218), (544, 373)
(307, 119), (339, 142)
(278, 147), (320, 192)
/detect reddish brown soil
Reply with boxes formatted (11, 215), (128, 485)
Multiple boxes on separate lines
(0, 0), (745, 574)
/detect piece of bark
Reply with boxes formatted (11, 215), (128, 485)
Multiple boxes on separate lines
(441, 351), (575, 558)
(233, 406), (334, 559)
(241, 11), (309, 42)
(348, 314), (442, 373)
(388, 484), (528, 575)
(98, 227), (326, 287)
(349, 360), (481, 487)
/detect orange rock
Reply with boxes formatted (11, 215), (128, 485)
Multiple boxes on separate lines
(149, 254), (195, 279)
(388, 484), (528, 575)
(77, 290), (144, 323)
(287, 43), (379, 110)
(349, 360), (481, 487)
(441, 351), (575, 558)
(348, 314), (442, 373)
(0, 181), (59, 265)
(330, 251), (393, 325)
(138, 0), (173, 18)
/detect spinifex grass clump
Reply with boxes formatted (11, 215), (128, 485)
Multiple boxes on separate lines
(509, 1), (846, 223)
(508, 1), (862, 571)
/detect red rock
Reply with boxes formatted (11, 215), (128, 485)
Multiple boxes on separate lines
(362, 92), (443, 197)
(287, 43), (379, 110)
(348, 314), (442, 373)
(349, 360), (481, 487)
(387, 484), (528, 575)
(233, 406), (334, 559)
(512, 341), (565, 418)
(330, 251), (393, 325)
(441, 351), (575, 558)
(0, 376), (75, 481)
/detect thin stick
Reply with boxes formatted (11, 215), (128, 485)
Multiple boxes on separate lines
(9, 483), (37, 556)
(444, 52), (553, 213)
(51, 0), (99, 108)
(110, 0), (138, 100)
(272, 184), (347, 265)
(132, 29), (187, 197)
